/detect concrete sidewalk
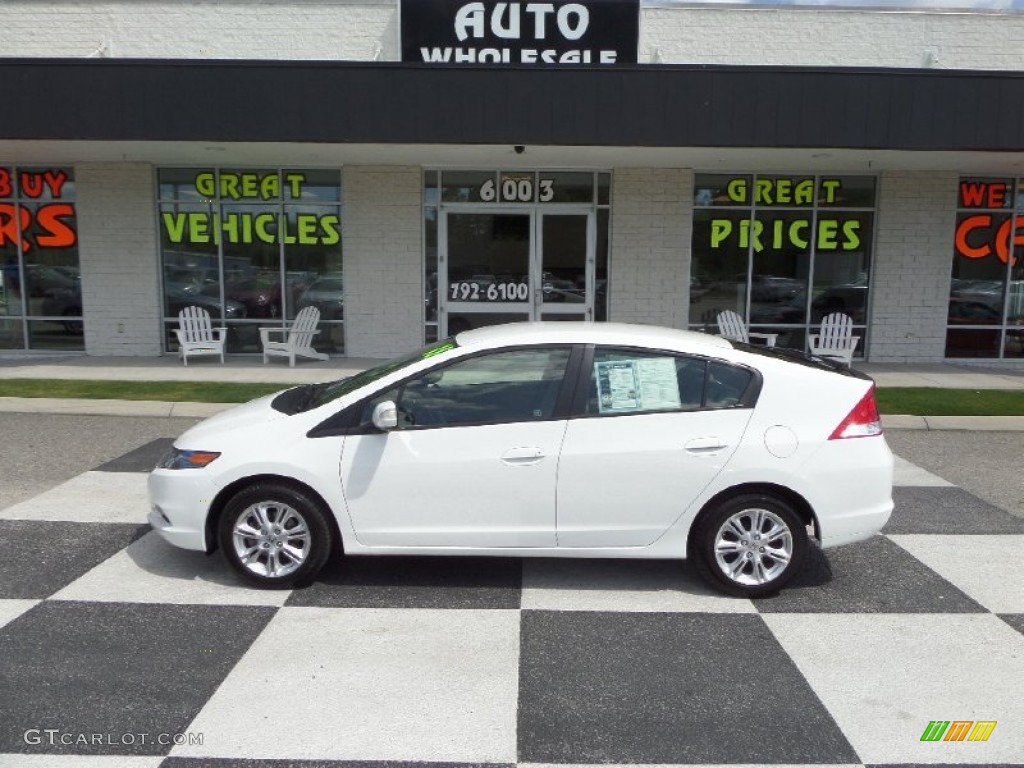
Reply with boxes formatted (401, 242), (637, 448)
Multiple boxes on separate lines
(0, 354), (1022, 430)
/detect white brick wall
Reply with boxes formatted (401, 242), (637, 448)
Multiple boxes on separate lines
(609, 168), (692, 329)
(0, 1), (396, 60)
(868, 171), (957, 363)
(643, 6), (1024, 70)
(1, 2), (1020, 71)
(75, 162), (163, 356)
(342, 165), (423, 358)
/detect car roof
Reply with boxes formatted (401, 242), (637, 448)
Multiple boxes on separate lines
(455, 321), (733, 352)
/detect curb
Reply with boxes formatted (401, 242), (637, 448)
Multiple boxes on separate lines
(2, 396), (1024, 431)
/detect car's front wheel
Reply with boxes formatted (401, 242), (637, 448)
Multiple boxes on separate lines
(691, 493), (808, 598)
(218, 482), (333, 588)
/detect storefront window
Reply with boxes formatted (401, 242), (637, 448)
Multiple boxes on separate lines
(691, 174), (876, 355)
(948, 177), (1024, 359)
(0, 166), (81, 351)
(157, 168), (343, 355)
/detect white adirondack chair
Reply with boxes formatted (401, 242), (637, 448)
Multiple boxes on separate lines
(809, 312), (860, 366)
(174, 306), (226, 365)
(716, 310), (778, 347)
(260, 306), (329, 366)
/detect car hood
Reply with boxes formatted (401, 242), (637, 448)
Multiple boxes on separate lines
(176, 392), (288, 446)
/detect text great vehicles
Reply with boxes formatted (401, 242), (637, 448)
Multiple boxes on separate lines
(148, 322), (893, 597)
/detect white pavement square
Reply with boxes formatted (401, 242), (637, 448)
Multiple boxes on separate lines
(0, 471), (149, 524)
(763, 613), (1024, 765)
(172, 606), (521, 762)
(892, 455), (955, 487)
(0, 599), (40, 629)
(889, 534), (1024, 613)
(50, 531), (292, 607)
(521, 558), (758, 613)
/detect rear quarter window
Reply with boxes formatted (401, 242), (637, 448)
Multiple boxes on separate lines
(706, 361), (755, 408)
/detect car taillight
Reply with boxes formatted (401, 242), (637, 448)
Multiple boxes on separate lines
(829, 386), (883, 439)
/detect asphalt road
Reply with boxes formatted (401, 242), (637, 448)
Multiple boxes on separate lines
(0, 413), (199, 510)
(886, 429), (1023, 519)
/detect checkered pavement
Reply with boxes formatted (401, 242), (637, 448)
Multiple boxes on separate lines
(1, 439), (1022, 767)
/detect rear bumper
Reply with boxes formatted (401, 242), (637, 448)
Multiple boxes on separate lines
(800, 436), (894, 549)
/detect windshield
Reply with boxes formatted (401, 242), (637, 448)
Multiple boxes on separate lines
(309, 338), (458, 409)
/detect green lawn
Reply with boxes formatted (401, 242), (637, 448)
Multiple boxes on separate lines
(874, 387), (1024, 417)
(0, 379), (286, 404)
(0, 378), (1023, 416)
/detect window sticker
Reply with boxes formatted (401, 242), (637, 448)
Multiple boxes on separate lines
(595, 357), (681, 414)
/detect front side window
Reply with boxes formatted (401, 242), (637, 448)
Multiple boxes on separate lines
(0, 166), (80, 351)
(948, 177), (1024, 359)
(585, 348), (754, 416)
(690, 174), (876, 357)
(362, 346), (572, 429)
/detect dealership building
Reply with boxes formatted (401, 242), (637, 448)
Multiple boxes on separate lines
(1, 0), (1022, 364)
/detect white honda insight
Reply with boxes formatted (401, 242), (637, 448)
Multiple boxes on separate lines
(148, 322), (893, 597)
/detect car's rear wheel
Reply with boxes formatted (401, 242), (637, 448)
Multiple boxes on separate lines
(218, 482), (333, 588)
(691, 493), (807, 598)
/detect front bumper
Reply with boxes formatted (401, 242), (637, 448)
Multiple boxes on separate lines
(147, 470), (215, 552)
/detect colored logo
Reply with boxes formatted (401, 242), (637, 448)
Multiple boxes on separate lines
(920, 720), (997, 742)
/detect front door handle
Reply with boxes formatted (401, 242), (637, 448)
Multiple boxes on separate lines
(501, 447), (546, 465)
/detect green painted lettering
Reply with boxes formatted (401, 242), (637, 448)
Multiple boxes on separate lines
(842, 220), (861, 250)
(162, 212), (187, 243)
(297, 214), (318, 244)
(286, 173), (306, 198)
(321, 214), (340, 246)
(188, 213), (210, 243)
(195, 173), (216, 199)
(790, 220), (809, 248)
(820, 179), (841, 204)
(818, 219), (839, 249)
(727, 178), (748, 204)
(255, 213), (276, 243)
(795, 180), (814, 205)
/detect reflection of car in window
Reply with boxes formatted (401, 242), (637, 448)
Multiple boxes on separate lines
(205, 278), (281, 319)
(297, 277), (344, 321)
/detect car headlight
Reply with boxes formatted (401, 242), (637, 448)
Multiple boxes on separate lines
(157, 448), (221, 470)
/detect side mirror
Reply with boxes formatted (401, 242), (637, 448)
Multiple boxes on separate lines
(371, 400), (398, 431)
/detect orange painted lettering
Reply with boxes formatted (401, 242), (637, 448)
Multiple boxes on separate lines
(35, 204), (77, 248)
(955, 214), (992, 258)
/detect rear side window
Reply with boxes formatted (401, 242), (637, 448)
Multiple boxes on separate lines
(585, 347), (757, 416)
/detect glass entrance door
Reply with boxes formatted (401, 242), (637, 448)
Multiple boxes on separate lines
(537, 212), (593, 322)
(440, 209), (594, 335)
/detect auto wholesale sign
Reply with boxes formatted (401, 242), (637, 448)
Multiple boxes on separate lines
(401, 1), (639, 66)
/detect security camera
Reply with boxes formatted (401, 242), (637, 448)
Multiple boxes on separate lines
(514, 145), (525, 155)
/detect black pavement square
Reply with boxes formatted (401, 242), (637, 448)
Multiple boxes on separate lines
(516, 610), (857, 764)
(756, 536), (986, 613)
(0, 520), (148, 599)
(286, 555), (522, 609)
(0, 601), (277, 756)
(96, 438), (176, 473)
(999, 613), (1024, 637)
(884, 487), (1024, 534)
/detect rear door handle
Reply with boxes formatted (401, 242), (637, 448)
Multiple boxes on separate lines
(685, 437), (729, 455)
(501, 447), (546, 465)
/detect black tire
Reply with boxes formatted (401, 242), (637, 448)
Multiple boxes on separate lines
(217, 482), (334, 589)
(690, 493), (808, 598)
